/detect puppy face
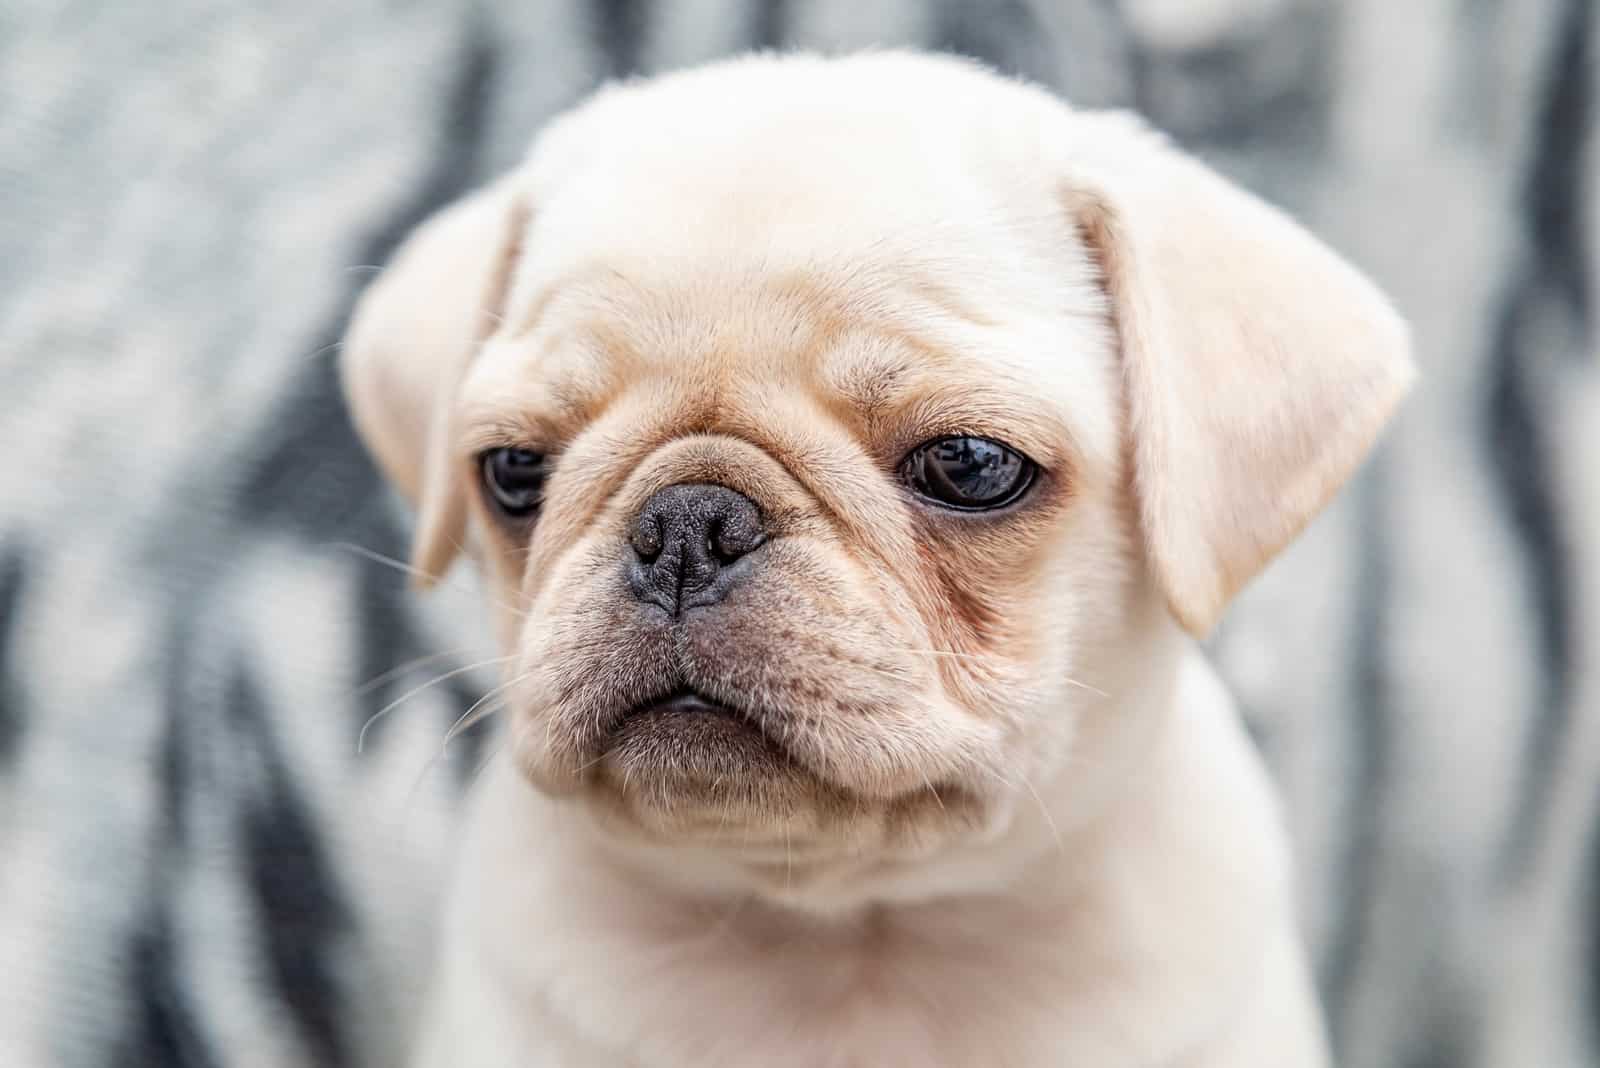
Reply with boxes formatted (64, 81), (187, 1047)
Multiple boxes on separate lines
(344, 53), (1412, 885)
(457, 248), (1128, 863)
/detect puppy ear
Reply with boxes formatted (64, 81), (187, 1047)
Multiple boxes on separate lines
(341, 177), (529, 584)
(1064, 115), (1414, 635)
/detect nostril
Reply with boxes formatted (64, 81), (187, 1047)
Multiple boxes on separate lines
(631, 515), (663, 562)
(710, 509), (764, 562)
(712, 530), (762, 563)
(705, 516), (730, 563)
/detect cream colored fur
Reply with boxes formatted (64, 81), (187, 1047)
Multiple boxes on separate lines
(343, 51), (1412, 1067)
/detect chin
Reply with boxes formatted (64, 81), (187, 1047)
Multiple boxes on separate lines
(511, 684), (1008, 885)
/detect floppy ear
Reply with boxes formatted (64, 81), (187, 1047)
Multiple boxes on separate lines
(341, 177), (529, 584)
(1063, 115), (1414, 635)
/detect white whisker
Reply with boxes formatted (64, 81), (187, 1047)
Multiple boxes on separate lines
(358, 655), (514, 753)
(304, 340), (344, 364)
(917, 766), (947, 815)
(1013, 766), (1064, 857)
(350, 647), (477, 698)
(330, 540), (531, 618)
(442, 668), (539, 750)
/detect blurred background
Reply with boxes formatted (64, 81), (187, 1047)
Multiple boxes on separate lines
(1, 1), (1595, 1065)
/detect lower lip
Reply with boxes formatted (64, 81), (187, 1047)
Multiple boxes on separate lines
(602, 692), (782, 774)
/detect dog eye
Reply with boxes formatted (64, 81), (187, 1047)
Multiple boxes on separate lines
(901, 436), (1035, 510)
(480, 447), (547, 517)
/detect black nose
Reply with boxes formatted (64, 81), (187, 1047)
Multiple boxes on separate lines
(627, 483), (765, 616)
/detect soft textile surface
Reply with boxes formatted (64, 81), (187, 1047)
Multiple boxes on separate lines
(1, 2), (1595, 1065)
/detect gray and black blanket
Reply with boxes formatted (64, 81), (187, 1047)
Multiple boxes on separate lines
(1, 2), (1595, 1065)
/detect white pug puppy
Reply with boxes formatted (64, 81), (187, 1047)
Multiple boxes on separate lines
(344, 51), (1412, 1067)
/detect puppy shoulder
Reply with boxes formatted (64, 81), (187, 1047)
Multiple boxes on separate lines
(1165, 646), (1293, 879)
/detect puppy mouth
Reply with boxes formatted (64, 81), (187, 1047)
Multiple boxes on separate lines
(620, 688), (747, 725)
(599, 686), (794, 783)
(584, 684), (988, 852)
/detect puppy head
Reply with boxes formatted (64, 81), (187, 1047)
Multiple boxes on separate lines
(344, 53), (1411, 891)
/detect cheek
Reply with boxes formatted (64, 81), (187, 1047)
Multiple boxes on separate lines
(997, 504), (1148, 772)
(897, 493), (1139, 720)
(886, 518), (1064, 716)
(907, 473), (1079, 641)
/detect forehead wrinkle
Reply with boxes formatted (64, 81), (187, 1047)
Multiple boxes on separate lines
(721, 391), (925, 576)
(505, 255), (651, 341)
(794, 306), (1078, 472)
(509, 248), (1021, 410)
(459, 274), (672, 448)
(466, 252), (1082, 499)
(817, 331), (917, 424)
(455, 359), (639, 486)
(758, 265), (1059, 416)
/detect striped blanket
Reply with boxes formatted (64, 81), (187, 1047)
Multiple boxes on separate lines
(1, 1), (1594, 1065)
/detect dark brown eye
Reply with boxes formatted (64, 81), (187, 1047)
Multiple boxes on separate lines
(480, 447), (546, 517)
(901, 436), (1035, 511)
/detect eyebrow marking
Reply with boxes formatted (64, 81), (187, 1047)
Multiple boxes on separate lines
(823, 347), (915, 422)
